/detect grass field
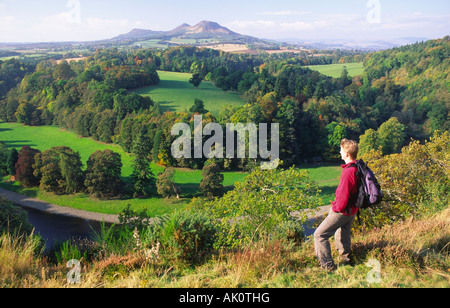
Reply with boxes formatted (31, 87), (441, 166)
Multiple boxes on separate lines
(133, 71), (245, 115)
(306, 62), (365, 78)
(0, 122), (249, 214)
(0, 121), (341, 216)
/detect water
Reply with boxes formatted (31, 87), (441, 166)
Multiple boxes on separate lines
(18, 205), (109, 249)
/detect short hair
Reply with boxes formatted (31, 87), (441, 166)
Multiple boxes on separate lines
(340, 139), (359, 160)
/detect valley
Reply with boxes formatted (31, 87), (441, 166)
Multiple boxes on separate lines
(0, 12), (448, 289)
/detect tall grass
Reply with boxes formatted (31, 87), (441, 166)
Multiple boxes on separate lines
(0, 231), (41, 286)
(0, 207), (448, 288)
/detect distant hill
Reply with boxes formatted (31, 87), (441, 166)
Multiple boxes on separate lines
(282, 37), (432, 51)
(109, 20), (270, 46)
(1, 20), (432, 52)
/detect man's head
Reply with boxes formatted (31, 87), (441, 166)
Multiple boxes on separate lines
(340, 139), (359, 162)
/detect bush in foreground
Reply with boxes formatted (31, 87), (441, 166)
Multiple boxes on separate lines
(0, 197), (34, 235)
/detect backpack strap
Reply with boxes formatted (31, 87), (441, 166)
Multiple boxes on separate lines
(345, 162), (360, 216)
(349, 161), (363, 224)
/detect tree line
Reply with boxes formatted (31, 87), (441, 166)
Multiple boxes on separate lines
(0, 143), (224, 200)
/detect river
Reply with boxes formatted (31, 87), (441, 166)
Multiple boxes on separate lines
(18, 205), (110, 249)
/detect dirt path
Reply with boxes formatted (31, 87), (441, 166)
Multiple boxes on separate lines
(0, 188), (120, 224)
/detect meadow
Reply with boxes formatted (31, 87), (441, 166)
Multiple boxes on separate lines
(0, 121), (341, 216)
(133, 71), (245, 115)
(306, 62), (365, 78)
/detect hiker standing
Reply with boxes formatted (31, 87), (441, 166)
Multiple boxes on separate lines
(314, 139), (361, 271)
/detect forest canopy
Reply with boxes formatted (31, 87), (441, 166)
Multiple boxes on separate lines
(0, 37), (448, 171)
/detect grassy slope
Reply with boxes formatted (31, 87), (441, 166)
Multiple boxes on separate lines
(133, 71), (245, 115)
(2, 207), (448, 288)
(306, 62), (365, 78)
(0, 121), (341, 216)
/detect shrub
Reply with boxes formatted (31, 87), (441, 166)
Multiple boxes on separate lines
(273, 219), (306, 245)
(197, 166), (320, 247)
(145, 210), (218, 266)
(118, 204), (153, 231)
(0, 197), (34, 235)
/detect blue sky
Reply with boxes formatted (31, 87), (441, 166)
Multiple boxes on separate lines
(0, 0), (449, 42)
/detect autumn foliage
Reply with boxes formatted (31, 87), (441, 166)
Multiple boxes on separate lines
(357, 131), (449, 230)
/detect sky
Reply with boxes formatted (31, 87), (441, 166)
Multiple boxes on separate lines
(0, 0), (449, 43)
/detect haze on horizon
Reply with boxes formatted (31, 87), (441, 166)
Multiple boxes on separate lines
(0, 0), (449, 43)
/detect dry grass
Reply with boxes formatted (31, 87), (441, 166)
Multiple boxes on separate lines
(0, 232), (41, 287)
(1, 208), (449, 288)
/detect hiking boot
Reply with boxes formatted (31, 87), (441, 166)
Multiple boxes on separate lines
(321, 263), (337, 272)
(339, 254), (356, 267)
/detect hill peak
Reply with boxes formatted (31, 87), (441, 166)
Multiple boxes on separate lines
(188, 20), (236, 35)
(111, 20), (250, 43)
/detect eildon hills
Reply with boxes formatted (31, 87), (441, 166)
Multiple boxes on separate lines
(109, 20), (264, 44)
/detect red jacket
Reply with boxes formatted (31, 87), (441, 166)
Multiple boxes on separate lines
(332, 161), (361, 216)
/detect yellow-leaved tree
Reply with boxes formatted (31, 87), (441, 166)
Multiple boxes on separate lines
(357, 130), (449, 230)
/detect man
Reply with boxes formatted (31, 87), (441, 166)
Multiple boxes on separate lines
(314, 139), (361, 271)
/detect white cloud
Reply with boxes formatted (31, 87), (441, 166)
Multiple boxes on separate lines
(227, 20), (276, 31)
(227, 14), (366, 39)
(15, 12), (132, 42)
(0, 15), (27, 42)
(258, 10), (310, 16)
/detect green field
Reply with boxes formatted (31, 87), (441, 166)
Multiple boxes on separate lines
(306, 62), (365, 78)
(0, 122), (249, 215)
(134, 71), (245, 115)
(0, 122), (341, 216)
(0, 122), (248, 185)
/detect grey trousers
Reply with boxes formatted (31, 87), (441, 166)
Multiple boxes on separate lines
(314, 210), (356, 269)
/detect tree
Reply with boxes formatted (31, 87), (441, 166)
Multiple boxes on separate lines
(131, 154), (154, 198)
(325, 122), (347, 161)
(53, 60), (76, 81)
(189, 98), (208, 114)
(0, 143), (7, 176)
(189, 73), (203, 88)
(339, 66), (352, 89)
(377, 117), (406, 155)
(15, 146), (41, 187)
(84, 149), (124, 199)
(59, 148), (85, 194)
(33, 146), (84, 194)
(14, 102), (35, 125)
(131, 128), (155, 198)
(358, 128), (379, 157)
(156, 167), (181, 199)
(200, 163), (224, 198)
(6, 148), (19, 175)
(257, 92), (278, 122)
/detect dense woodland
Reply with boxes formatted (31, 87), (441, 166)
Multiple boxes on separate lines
(0, 37), (448, 175)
